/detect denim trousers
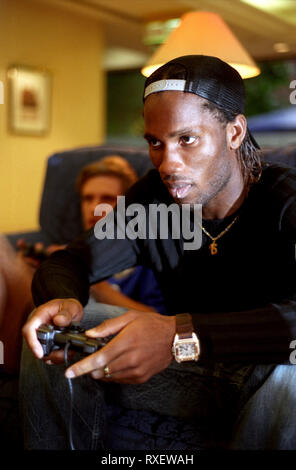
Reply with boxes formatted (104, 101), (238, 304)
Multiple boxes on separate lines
(19, 303), (296, 450)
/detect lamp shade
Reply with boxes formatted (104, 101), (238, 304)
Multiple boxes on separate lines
(141, 11), (260, 79)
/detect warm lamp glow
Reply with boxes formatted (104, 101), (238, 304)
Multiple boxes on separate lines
(141, 12), (260, 79)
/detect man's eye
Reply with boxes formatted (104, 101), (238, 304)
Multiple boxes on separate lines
(149, 139), (161, 148)
(180, 136), (197, 145)
(102, 196), (117, 204)
(82, 196), (92, 203)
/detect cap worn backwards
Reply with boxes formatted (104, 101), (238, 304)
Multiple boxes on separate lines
(143, 55), (259, 148)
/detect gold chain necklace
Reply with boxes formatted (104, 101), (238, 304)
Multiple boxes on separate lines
(200, 215), (239, 255)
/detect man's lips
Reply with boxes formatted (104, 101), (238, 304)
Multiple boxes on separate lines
(165, 182), (193, 199)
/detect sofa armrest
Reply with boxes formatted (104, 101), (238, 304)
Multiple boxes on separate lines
(6, 230), (52, 250)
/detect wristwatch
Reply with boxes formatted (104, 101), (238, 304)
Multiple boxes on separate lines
(172, 313), (200, 363)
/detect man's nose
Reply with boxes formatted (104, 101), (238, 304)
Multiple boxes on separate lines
(158, 145), (184, 177)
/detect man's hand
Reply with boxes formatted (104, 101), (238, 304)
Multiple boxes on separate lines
(65, 311), (176, 384)
(22, 298), (84, 359)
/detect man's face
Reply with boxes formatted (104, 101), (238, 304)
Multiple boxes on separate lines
(144, 91), (241, 211)
(80, 175), (124, 231)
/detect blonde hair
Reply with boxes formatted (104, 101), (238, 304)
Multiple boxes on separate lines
(76, 155), (138, 195)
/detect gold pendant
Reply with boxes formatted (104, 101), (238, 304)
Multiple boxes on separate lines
(209, 241), (218, 255)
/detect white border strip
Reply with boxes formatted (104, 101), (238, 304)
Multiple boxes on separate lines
(0, 340), (4, 365)
(0, 81), (3, 104)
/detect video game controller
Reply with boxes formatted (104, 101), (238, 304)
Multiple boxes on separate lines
(36, 323), (112, 357)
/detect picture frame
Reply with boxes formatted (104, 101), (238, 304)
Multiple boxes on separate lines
(7, 65), (52, 136)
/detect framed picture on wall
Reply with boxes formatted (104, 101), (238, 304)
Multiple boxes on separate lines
(7, 65), (52, 135)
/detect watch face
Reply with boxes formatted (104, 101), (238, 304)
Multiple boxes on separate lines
(177, 342), (197, 358)
(176, 342), (198, 361)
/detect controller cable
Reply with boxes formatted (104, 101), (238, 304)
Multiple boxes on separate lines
(64, 342), (75, 451)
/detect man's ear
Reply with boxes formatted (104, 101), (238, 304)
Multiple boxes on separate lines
(226, 114), (247, 150)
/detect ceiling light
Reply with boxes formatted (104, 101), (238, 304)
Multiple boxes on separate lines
(241, 0), (283, 9)
(141, 12), (260, 79)
(273, 42), (290, 53)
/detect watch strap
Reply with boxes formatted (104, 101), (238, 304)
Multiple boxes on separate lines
(176, 313), (194, 339)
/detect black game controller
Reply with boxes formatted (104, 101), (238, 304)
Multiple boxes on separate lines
(37, 323), (111, 357)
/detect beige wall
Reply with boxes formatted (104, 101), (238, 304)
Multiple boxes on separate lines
(0, 0), (105, 233)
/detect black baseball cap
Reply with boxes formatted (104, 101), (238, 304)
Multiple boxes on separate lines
(143, 55), (260, 149)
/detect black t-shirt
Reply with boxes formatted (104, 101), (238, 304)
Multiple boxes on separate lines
(32, 163), (296, 363)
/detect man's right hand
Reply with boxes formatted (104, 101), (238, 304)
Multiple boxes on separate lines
(22, 298), (84, 359)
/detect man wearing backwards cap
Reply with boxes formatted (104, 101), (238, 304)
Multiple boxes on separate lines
(21, 55), (296, 450)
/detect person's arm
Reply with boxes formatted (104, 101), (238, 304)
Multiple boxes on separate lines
(31, 216), (140, 307)
(0, 236), (34, 373)
(190, 301), (296, 364)
(192, 191), (296, 364)
(26, 243), (175, 382)
(90, 281), (156, 312)
(26, 210), (146, 361)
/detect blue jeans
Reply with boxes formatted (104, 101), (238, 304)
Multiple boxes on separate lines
(19, 303), (296, 450)
(230, 365), (296, 449)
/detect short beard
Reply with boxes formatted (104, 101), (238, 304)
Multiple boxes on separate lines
(194, 151), (232, 209)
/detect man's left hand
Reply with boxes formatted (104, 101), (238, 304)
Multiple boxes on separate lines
(64, 311), (176, 384)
